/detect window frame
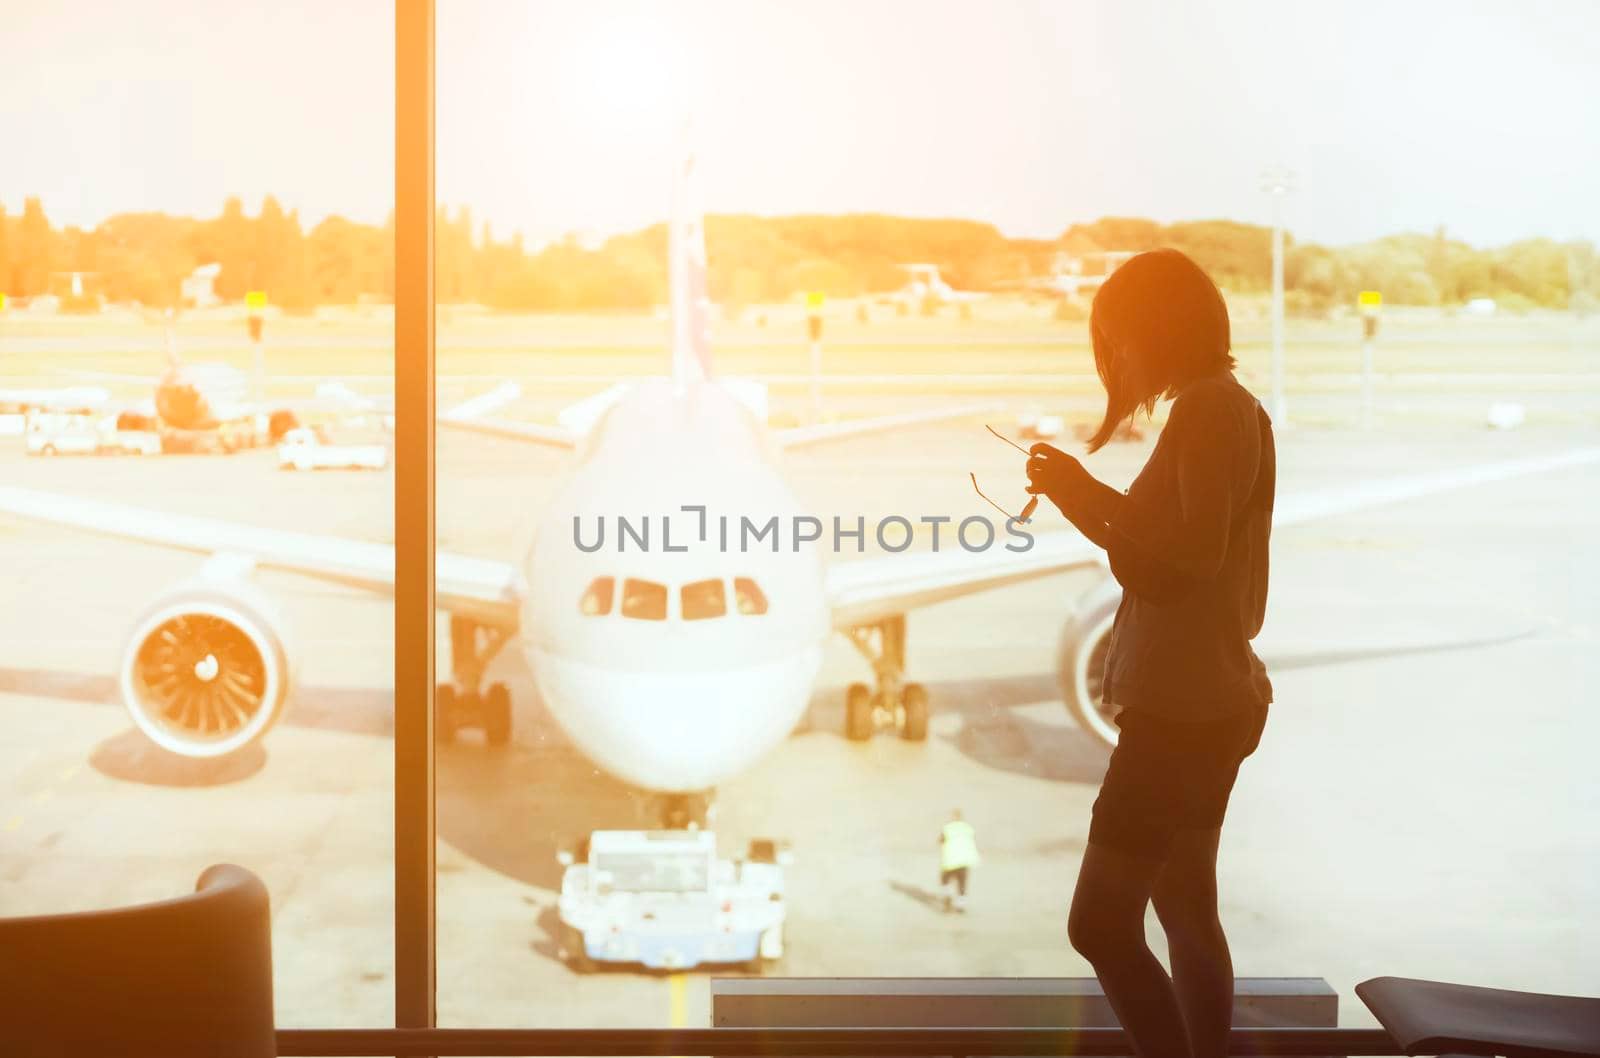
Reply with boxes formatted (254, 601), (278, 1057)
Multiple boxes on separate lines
(394, 0), (436, 1031)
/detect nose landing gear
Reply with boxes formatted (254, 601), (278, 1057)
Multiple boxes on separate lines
(652, 791), (714, 830)
(436, 681), (512, 745)
(844, 614), (928, 743)
(436, 615), (513, 746)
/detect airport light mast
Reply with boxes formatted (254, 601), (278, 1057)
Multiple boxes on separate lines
(1260, 167), (1295, 425)
(246, 290), (267, 413)
(806, 290), (825, 425)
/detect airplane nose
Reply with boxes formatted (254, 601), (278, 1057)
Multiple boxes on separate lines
(531, 648), (822, 792)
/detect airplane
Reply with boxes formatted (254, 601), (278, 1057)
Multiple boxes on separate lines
(889, 263), (986, 308)
(995, 250), (1139, 300)
(1, 152), (1597, 826)
(43, 317), (401, 452)
(123, 318), (382, 441)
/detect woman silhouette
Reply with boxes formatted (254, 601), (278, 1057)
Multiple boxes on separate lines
(1024, 249), (1275, 1058)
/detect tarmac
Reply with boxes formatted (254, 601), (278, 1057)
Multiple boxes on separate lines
(0, 397), (1596, 1029)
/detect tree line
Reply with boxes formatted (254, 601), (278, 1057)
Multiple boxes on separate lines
(1, 195), (1594, 314)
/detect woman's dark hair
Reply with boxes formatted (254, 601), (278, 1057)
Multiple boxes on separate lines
(1085, 248), (1234, 452)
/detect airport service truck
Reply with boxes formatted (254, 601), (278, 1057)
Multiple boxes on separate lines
(277, 426), (389, 471)
(555, 830), (789, 973)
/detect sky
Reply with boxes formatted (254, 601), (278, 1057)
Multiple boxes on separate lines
(4, 0), (1596, 248)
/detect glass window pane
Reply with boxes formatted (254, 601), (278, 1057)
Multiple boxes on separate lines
(733, 577), (768, 616)
(580, 575), (614, 616)
(681, 578), (727, 621)
(621, 578), (669, 622)
(0, 2), (394, 1027)
(437, 0), (1598, 1031)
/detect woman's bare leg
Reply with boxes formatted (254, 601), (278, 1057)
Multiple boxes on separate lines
(1068, 842), (1191, 1058)
(1151, 827), (1233, 1058)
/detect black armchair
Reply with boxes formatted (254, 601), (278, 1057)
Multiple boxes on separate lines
(0, 863), (275, 1057)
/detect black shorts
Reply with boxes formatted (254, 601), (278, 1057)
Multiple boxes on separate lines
(1088, 703), (1268, 862)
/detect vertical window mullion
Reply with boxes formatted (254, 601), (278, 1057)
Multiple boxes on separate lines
(394, 0), (436, 1033)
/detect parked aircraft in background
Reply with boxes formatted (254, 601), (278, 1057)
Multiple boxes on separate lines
(997, 249), (1140, 300)
(55, 323), (388, 452)
(889, 263), (986, 308)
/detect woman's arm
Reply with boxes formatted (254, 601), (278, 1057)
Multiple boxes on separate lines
(1026, 445), (1192, 599)
(1027, 389), (1263, 606)
(1046, 470), (1122, 549)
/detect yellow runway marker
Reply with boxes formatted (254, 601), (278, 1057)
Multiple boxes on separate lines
(59, 765), (80, 782)
(669, 972), (688, 1027)
(30, 789), (53, 805)
(4, 816), (20, 833)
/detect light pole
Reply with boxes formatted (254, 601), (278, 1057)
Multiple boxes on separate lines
(1260, 167), (1295, 425)
(806, 291), (825, 425)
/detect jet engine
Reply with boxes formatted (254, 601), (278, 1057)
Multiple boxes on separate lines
(119, 570), (294, 758)
(1056, 573), (1123, 751)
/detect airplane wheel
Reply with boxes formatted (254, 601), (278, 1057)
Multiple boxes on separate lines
(845, 682), (873, 742)
(484, 682), (512, 746)
(901, 682), (929, 742)
(435, 684), (459, 743)
(1062, 609), (1120, 751)
(657, 792), (712, 830)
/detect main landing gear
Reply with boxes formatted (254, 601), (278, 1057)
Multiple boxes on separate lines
(651, 791), (714, 830)
(436, 615), (513, 746)
(843, 614), (928, 743)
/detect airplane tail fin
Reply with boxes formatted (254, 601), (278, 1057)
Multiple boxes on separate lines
(669, 131), (712, 387)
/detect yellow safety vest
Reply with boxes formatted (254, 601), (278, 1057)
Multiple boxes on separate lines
(940, 820), (980, 871)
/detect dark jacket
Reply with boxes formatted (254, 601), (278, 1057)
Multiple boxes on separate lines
(1101, 370), (1275, 721)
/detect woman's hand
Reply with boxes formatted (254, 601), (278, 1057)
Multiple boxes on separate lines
(1027, 444), (1127, 538)
(1025, 443), (1092, 511)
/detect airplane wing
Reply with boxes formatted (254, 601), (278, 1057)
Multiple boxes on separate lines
(437, 415), (578, 449)
(0, 386), (113, 410)
(433, 386), (995, 452)
(826, 530), (1101, 629)
(63, 369), (160, 385)
(0, 485), (522, 630)
(434, 380), (593, 450)
(1271, 446), (1600, 528)
(775, 403), (1001, 450)
(826, 445), (1600, 628)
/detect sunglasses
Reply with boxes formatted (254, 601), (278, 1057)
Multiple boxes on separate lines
(971, 425), (1039, 524)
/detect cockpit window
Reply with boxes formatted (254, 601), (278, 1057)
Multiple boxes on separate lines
(733, 577), (768, 616)
(621, 578), (668, 621)
(579, 576), (614, 616)
(681, 578), (727, 621)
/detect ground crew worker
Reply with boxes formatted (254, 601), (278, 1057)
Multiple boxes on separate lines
(939, 809), (980, 912)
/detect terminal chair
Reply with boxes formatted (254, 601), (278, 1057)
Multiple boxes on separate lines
(1358, 976), (1600, 1058)
(0, 863), (275, 1058)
